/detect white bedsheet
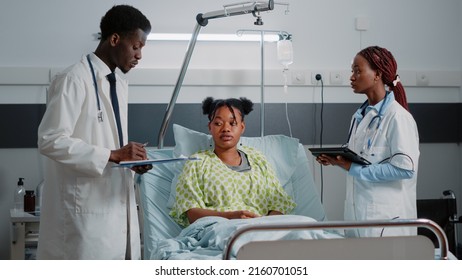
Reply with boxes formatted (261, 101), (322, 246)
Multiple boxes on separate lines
(149, 215), (343, 260)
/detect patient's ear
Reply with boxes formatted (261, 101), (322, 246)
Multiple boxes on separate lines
(237, 122), (245, 147)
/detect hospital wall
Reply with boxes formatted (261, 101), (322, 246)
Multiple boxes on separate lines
(0, 0), (461, 259)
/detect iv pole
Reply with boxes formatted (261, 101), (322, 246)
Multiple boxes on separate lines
(236, 29), (290, 137)
(157, 1), (275, 149)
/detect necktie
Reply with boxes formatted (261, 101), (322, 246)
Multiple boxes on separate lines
(106, 72), (124, 147)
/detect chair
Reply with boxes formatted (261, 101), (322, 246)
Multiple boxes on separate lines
(417, 190), (461, 259)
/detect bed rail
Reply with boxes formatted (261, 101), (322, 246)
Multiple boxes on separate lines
(222, 218), (449, 260)
(157, 1), (275, 148)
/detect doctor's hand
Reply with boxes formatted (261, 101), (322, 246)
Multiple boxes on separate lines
(131, 164), (152, 175)
(109, 142), (153, 174)
(316, 154), (352, 171)
(109, 141), (148, 163)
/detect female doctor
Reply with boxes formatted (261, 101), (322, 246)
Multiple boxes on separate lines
(316, 46), (420, 237)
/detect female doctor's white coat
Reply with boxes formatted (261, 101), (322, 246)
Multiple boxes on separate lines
(345, 93), (420, 238)
(37, 54), (140, 259)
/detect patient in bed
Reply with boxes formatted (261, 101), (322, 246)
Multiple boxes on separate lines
(170, 97), (296, 227)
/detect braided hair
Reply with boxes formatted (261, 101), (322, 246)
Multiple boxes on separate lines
(202, 97), (254, 122)
(358, 46), (409, 111)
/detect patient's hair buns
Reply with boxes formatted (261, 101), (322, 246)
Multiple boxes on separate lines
(202, 97), (254, 121)
(202, 97), (215, 116)
(239, 97), (254, 115)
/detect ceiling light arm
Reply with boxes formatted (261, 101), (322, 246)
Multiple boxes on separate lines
(157, 1), (275, 148)
(199, 1), (274, 24)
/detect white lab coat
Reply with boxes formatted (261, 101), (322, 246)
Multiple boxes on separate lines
(37, 54), (140, 259)
(345, 95), (419, 237)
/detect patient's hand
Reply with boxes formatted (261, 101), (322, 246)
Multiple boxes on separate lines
(228, 210), (260, 219)
(187, 208), (260, 224)
(267, 210), (283, 216)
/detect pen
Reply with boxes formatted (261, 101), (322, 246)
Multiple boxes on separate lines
(142, 142), (150, 161)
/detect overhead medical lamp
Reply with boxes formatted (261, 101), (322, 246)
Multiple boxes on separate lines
(157, 1), (276, 149)
(147, 33), (280, 42)
(94, 32), (280, 42)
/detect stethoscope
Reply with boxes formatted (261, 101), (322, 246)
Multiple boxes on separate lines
(86, 54), (103, 123)
(345, 91), (415, 170)
(346, 91), (391, 148)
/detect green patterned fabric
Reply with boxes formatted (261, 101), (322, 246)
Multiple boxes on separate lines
(170, 146), (296, 227)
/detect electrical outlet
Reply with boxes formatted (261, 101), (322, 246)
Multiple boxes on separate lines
(291, 71), (306, 85)
(330, 71), (343, 85)
(311, 71), (325, 84)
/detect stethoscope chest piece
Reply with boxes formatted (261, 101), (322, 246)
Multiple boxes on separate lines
(97, 110), (103, 123)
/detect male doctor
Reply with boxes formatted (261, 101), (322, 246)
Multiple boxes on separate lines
(37, 5), (152, 259)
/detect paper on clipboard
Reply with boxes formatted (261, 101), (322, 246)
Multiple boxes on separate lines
(115, 156), (200, 168)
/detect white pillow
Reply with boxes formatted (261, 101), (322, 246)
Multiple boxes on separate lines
(167, 124), (299, 209)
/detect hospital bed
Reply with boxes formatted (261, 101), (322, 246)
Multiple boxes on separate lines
(136, 124), (450, 260)
(135, 0), (450, 260)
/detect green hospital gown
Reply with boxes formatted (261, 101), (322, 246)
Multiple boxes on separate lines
(170, 146), (296, 227)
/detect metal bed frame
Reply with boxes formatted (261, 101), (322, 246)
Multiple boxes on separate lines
(223, 218), (449, 260)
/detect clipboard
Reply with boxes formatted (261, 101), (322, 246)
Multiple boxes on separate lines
(115, 157), (200, 168)
(309, 147), (371, 165)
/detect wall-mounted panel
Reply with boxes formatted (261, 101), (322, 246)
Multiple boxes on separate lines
(0, 68), (49, 85)
(1, 103), (459, 148)
(0, 67), (460, 87)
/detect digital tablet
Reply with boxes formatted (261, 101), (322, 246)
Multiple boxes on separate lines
(309, 147), (371, 165)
